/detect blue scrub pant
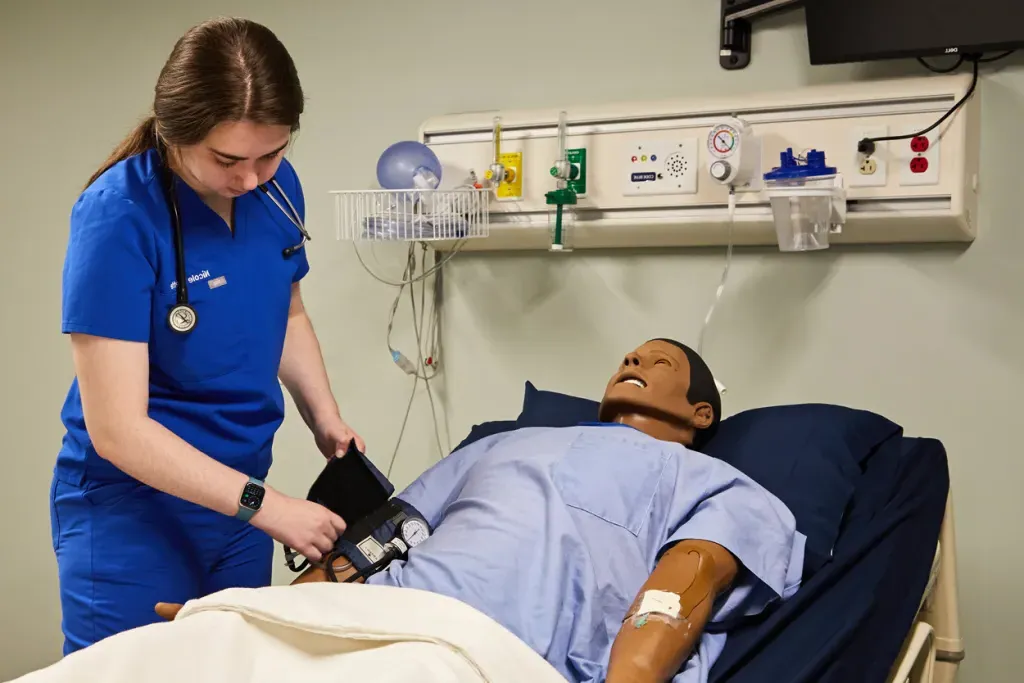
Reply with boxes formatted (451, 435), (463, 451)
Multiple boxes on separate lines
(49, 475), (273, 655)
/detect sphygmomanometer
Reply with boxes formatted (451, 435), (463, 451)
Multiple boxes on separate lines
(283, 442), (431, 583)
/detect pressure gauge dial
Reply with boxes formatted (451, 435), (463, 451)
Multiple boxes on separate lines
(708, 124), (739, 159)
(706, 117), (759, 188)
(400, 518), (430, 547)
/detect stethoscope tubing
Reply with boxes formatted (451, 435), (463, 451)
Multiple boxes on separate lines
(162, 166), (310, 333)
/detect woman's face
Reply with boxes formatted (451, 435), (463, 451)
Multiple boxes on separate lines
(175, 120), (292, 200)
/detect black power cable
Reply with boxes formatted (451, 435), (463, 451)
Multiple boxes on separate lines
(917, 49), (1015, 74)
(917, 55), (964, 73)
(857, 55), (980, 156)
(979, 50), (1016, 63)
(858, 49), (1016, 155)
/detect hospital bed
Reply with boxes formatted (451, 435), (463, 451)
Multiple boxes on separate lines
(13, 389), (964, 683)
(453, 382), (966, 683)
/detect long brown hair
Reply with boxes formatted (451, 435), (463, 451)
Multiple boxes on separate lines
(86, 17), (304, 188)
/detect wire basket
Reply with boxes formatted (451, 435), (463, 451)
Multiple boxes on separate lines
(332, 188), (490, 242)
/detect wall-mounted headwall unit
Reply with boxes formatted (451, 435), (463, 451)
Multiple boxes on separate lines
(420, 73), (981, 252)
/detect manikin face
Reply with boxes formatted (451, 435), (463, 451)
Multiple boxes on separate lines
(173, 120), (292, 200)
(598, 340), (714, 444)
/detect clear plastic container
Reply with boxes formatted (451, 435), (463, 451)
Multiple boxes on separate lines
(545, 187), (577, 252)
(762, 148), (846, 252)
(549, 205), (575, 252)
(766, 177), (837, 252)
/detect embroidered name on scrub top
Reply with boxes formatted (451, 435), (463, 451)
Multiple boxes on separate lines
(169, 268), (212, 290)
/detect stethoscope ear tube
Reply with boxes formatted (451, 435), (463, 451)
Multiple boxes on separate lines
(259, 180), (311, 258)
(158, 155), (198, 334)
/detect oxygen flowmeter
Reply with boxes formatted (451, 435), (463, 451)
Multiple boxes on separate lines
(546, 110), (579, 252)
(484, 117), (523, 200)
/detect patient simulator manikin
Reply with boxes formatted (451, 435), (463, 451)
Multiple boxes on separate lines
(154, 339), (805, 683)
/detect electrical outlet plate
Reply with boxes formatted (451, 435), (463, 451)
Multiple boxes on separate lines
(897, 128), (941, 187)
(496, 151), (523, 200)
(848, 126), (889, 188)
(567, 148), (587, 197)
(622, 139), (699, 196)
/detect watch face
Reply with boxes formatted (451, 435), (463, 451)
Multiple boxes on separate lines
(240, 482), (265, 511)
(400, 518), (430, 547)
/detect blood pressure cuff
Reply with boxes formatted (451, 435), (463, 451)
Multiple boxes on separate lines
(332, 497), (432, 575)
(306, 441), (395, 520)
(293, 441), (431, 579)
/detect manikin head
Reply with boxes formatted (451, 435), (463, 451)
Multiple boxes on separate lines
(598, 339), (721, 449)
(86, 17), (304, 200)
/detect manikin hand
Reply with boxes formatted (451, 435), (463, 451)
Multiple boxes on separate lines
(154, 602), (183, 621)
(314, 415), (366, 458)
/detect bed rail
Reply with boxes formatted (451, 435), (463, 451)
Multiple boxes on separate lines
(917, 493), (964, 682)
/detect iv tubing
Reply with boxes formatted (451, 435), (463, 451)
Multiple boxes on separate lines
(698, 188), (736, 357)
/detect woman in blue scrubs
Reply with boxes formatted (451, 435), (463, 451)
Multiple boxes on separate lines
(51, 17), (364, 654)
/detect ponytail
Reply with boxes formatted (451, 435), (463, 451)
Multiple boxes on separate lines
(85, 115), (159, 189)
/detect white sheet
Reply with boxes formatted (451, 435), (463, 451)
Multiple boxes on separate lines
(10, 583), (568, 683)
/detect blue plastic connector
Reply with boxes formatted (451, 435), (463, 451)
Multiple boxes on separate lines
(763, 148), (837, 181)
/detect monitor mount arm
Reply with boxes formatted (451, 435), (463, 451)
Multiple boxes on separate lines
(719, 0), (805, 70)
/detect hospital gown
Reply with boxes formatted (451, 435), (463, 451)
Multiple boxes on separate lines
(366, 424), (806, 683)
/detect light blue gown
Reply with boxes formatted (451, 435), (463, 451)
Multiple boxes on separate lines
(367, 424), (805, 683)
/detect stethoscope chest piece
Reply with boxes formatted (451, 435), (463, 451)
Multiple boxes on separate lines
(167, 303), (198, 334)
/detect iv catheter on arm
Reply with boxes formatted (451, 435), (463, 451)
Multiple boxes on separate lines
(606, 539), (739, 683)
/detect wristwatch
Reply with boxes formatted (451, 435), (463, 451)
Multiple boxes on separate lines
(235, 477), (266, 522)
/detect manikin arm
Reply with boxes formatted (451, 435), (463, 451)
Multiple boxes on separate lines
(605, 539), (739, 683)
(289, 553), (362, 585)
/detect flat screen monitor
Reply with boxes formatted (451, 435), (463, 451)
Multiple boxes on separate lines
(805, 0), (1024, 65)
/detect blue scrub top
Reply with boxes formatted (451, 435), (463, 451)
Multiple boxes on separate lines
(56, 148), (310, 486)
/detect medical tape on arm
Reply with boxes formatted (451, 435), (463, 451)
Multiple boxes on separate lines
(623, 548), (716, 630)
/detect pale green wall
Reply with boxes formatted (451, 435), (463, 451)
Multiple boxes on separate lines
(1, 1), (1020, 680)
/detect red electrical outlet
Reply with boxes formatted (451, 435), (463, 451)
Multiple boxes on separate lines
(899, 130), (939, 186)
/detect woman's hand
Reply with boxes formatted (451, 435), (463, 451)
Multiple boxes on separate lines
(249, 487), (346, 562)
(314, 415), (366, 458)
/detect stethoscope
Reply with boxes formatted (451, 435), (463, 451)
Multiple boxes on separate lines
(158, 152), (312, 334)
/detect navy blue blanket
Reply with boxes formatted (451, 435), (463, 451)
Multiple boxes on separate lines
(709, 436), (950, 682)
